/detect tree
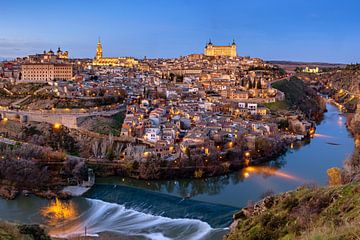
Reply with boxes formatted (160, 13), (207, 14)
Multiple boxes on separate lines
(249, 80), (255, 89)
(257, 79), (262, 89)
(139, 158), (161, 179)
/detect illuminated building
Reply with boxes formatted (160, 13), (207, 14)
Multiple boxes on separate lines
(56, 47), (69, 60)
(28, 48), (69, 63)
(204, 39), (237, 57)
(92, 38), (138, 68)
(21, 63), (73, 82)
(303, 67), (319, 73)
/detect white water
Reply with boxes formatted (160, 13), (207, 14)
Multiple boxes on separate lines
(50, 198), (227, 240)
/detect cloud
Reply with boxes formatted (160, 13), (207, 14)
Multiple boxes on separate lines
(0, 37), (52, 58)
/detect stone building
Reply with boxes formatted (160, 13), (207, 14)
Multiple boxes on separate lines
(21, 63), (73, 82)
(204, 40), (237, 57)
(92, 38), (138, 68)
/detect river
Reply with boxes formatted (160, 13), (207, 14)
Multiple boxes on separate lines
(0, 103), (354, 240)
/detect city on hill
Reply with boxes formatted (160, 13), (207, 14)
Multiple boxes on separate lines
(1, 37), (360, 240)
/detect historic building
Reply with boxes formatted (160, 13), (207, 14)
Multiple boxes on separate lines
(204, 40), (237, 57)
(21, 63), (73, 82)
(56, 47), (69, 60)
(92, 38), (138, 68)
(28, 48), (69, 63)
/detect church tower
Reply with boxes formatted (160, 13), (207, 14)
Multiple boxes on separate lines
(95, 37), (103, 60)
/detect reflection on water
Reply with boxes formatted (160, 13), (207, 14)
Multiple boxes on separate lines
(0, 103), (355, 239)
(313, 133), (333, 138)
(41, 198), (77, 225)
(97, 103), (355, 208)
(49, 198), (227, 240)
(240, 166), (304, 182)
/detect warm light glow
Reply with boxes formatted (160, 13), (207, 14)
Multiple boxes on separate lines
(244, 151), (251, 158)
(313, 133), (333, 138)
(41, 198), (77, 225)
(53, 123), (61, 129)
(309, 128), (315, 135)
(2, 117), (8, 122)
(205, 148), (209, 155)
(242, 166), (303, 182)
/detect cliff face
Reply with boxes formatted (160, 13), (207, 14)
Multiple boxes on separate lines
(324, 69), (360, 94)
(226, 183), (360, 240)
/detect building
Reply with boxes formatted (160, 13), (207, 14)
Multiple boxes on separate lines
(92, 38), (138, 68)
(204, 40), (237, 57)
(56, 47), (69, 60)
(28, 48), (69, 63)
(21, 63), (73, 82)
(303, 67), (319, 73)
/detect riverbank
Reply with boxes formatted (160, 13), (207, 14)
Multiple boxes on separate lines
(226, 100), (359, 239)
(0, 103), (353, 239)
(226, 182), (360, 240)
(0, 221), (51, 240)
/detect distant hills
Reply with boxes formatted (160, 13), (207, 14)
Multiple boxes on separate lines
(268, 60), (345, 72)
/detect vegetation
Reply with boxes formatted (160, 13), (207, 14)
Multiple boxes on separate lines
(263, 101), (289, 112)
(80, 111), (125, 136)
(272, 77), (325, 121)
(0, 221), (51, 240)
(226, 183), (360, 240)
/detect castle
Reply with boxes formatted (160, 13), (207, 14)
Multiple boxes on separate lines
(204, 39), (237, 57)
(92, 38), (138, 68)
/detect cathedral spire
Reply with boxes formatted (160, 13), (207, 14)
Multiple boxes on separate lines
(96, 37), (103, 60)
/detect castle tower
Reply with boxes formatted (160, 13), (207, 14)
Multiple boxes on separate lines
(95, 37), (103, 60)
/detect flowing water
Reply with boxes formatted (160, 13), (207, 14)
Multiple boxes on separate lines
(0, 103), (354, 239)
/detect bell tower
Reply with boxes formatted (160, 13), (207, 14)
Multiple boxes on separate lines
(95, 37), (103, 60)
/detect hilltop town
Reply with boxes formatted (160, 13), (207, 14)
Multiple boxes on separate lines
(0, 40), (324, 198)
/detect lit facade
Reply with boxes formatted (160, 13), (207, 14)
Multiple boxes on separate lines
(303, 67), (319, 73)
(92, 38), (138, 68)
(204, 40), (237, 57)
(28, 48), (69, 63)
(21, 63), (73, 82)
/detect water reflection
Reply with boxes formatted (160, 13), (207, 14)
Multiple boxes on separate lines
(313, 133), (333, 138)
(41, 198), (77, 225)
(97, 157), (288, 200)
(240, 166), (304, 182)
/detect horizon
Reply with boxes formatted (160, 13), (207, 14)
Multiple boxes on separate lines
(1, 0), (360, 63)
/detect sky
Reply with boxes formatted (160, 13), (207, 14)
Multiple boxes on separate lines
(1, 0), (360, 63)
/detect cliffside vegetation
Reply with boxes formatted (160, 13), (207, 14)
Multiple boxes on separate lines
(269, 77), (326, 121)
(226, 183), (360, 240)
(0, 222), (51, 240)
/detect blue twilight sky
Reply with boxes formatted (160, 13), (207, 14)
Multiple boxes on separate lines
(1, 0), (359, 63)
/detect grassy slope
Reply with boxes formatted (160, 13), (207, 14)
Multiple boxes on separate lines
(226, 183), (360, 240)
(263, 101), (289, 112)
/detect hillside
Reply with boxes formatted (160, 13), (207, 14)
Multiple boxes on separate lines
(226, 183), (360, 240)
(270, 77), (326, 121)
(0, 222), (51, 240)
